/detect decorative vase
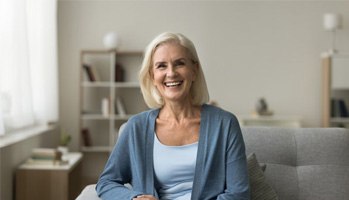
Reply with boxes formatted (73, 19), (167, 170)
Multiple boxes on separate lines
(103, 32), (119, 50)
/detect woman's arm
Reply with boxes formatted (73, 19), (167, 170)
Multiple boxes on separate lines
(96, 124), (143, 200)
(217, 117), (250, 200)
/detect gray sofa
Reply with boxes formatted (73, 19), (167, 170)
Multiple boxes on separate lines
(77, 127), (349, 200)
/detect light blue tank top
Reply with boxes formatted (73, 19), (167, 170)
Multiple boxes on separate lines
(153, 133), (198, 200)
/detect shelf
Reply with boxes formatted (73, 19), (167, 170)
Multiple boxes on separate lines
(81, 82), (112, 87)
(81, 146), (112, 153)
(113, 82), (140, 88)
(81, 50), (142, 55)
(81, 114), (133, 120)
(79, 49), (147, 184)
(80, 49), (146, 162)
(238, 115), (302, 128)
(330, 118), (349, 124)
(111, 114), (134, 120)
(82, 81), (140, 88)
(81, 114), (108, 120)
(322, 55), (349, 127)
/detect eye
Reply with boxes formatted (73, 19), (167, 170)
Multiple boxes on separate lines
(174, 59), (185, 67)
(155, 63), (167, 69)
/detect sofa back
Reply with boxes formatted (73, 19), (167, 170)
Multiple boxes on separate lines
(242, 127), (349, 200)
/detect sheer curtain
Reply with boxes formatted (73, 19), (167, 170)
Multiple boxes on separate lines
(0, 0), (58, 135)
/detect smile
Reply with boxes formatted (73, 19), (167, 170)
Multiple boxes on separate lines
(164, 81), (183, 87)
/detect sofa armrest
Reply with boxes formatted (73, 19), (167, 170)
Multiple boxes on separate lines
(76, 184), (101, 200)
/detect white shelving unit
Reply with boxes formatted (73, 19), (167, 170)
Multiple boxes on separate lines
(79, 50), (147, 153)
(322, 54), (349, 128)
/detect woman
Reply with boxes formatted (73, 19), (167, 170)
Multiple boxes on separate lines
(96, 32), (250, 200)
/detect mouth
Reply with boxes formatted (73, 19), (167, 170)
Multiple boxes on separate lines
(164, 81), (183, 87)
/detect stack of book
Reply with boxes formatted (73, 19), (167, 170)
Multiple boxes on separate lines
(331, 99), (349, 118)
(28, 148), (67, 165)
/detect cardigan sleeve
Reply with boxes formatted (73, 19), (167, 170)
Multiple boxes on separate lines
(95, 122), (143, 200)
(217, 116), (250, 200)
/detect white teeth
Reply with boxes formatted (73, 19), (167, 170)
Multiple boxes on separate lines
(165, 81), (181, 87)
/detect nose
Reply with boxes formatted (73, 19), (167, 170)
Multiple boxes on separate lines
(166, 65), (177, 77)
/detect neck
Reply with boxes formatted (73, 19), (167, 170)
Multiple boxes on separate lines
(159, 101), (200, 123)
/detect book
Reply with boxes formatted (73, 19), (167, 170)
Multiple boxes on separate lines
(31, 148), (62, 161)
(115, 63), (124, 82)
(90, 66), (101, 81)
(115, 96), (126, 116)
(83, 64), (95, 81)
(81, 128), (92, 147)
(331, 99), (349, 118)
(338, 99), (348, 117)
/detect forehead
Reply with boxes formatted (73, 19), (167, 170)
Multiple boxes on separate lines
(152, 42), (189, 61)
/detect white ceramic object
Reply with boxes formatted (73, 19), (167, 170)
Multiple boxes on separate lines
(103, 32), (119, 49)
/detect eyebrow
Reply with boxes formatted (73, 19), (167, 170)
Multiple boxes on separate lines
(154, 61), (166, 67)
(154, 58), (187, 66)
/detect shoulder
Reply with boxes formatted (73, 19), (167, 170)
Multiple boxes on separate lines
(202, 104), (238, 122)
(127, 108), (159, 125)
(120, 108), (159, 138)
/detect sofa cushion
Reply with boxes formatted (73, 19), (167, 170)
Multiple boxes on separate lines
(247, 153), (278, 200)
(243, 128), (297, 166)
(298, 165), (349, 200)
(295, 128), (349, 166)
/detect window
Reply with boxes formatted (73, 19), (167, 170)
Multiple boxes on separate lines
(0, 0), (58, 135)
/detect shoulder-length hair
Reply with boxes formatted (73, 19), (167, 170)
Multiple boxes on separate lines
(139, 32), (210, 108)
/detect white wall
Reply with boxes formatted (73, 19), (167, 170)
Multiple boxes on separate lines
(58, 1), (349, 151)
(0, 128), (59, 200)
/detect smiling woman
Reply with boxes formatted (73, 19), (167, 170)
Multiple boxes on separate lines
(96, 32), (250, 200)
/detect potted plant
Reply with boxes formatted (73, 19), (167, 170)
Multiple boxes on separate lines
(57, 129), (71, 154)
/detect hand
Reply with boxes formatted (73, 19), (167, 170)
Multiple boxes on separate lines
(133, 194), (158, 200)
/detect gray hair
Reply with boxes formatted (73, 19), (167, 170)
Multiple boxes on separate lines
(139, 32), (209, 108)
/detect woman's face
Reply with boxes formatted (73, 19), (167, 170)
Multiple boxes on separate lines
(151, 42), (197, 105)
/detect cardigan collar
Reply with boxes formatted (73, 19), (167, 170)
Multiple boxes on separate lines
(144, 104), (209, 199)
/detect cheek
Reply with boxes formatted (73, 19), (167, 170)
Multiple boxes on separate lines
(152, 73), (163, 85)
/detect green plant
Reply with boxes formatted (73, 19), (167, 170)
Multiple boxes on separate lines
(60, 129), (72, 146)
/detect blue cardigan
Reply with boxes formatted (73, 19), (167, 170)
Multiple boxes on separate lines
(96, 104), (250, 200)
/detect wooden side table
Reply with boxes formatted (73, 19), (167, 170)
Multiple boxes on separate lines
(16, 152), (83, 200)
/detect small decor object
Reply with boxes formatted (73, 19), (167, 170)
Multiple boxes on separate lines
(101, 98), (110, 117)
(58, 129), (72, 154)
(255, 98), (273, 116)
(103, 31), (119, 50)
(323, 13), (342, 54)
